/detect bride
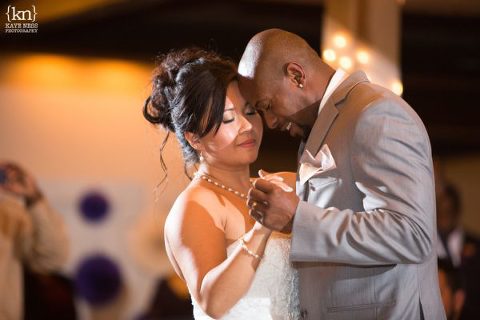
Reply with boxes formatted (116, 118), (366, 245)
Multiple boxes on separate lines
(143, 48), (299, 319)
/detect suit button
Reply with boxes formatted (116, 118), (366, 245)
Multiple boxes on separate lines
(300, 309), (308, 319)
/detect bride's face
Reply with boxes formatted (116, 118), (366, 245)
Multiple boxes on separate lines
(200, 81), (263, 168)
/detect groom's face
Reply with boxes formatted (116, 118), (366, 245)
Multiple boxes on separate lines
(238, 76), (305, 138)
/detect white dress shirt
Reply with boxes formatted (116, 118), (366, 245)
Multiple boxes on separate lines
(437, 226), (464, 267)
(318, 68), (349, 116)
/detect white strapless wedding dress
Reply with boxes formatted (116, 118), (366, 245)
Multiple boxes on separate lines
(191, 232), (300, 320)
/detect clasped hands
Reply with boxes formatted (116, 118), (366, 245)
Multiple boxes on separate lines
(247, 170), (300, 233)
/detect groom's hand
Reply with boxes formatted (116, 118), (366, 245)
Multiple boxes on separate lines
(247, 178), (299, 233)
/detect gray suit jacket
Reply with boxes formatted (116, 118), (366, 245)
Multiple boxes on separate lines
(290, 71), (446, 320)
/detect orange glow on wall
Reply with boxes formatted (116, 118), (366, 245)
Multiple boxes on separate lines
(0, 54), (151, 95)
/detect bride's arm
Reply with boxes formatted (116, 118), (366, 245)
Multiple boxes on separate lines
(164, 191), (271, 319)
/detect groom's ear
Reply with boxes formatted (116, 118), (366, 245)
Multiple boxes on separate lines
(184, 132), (203, 152)
(284, 62), (305, 87)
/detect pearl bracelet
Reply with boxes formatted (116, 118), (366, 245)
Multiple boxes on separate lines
(239, 237), (263, 260)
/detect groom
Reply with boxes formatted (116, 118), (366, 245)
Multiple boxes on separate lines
(240, 29), (446, 320)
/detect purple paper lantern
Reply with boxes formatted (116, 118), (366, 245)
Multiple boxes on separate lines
(79, 191), (110, 222)
(74, 254), (123, 306)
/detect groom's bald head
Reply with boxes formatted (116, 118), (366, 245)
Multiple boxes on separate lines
(238, 29), (334, 133)
(238, 28), (320, 84)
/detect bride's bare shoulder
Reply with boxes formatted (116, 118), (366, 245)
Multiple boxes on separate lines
(173, 181), (220, 210)
(165, 181), (223, 232)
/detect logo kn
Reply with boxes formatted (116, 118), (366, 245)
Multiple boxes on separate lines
(6, 5), (37, 22)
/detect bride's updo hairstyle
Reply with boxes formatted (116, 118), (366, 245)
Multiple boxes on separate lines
(144, 48), (237, 175)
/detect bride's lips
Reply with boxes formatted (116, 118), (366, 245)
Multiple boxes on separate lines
(237, 138), (257, 148)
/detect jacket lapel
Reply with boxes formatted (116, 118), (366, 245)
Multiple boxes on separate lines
(303, 71), (370, 156)
(304, 100), (338, 157)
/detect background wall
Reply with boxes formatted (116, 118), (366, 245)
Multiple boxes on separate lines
(0, 53), (191, 319)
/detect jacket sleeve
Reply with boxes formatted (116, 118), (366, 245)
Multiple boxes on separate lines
(21, 199), (69, 272)
(290, 100), (435, 265)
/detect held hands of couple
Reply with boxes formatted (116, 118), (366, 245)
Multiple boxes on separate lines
(247, 170), (299, 233)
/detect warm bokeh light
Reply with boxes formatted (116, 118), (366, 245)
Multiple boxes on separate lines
(0, 55), (78, 90)
(322, 49), (337, 62)
(333, 34), (348, 48)
(0, 54), (151, 95)
(339, 56), (353, 70)
(392, 80), (403, 96)
(356, 50), (370, 64)
(322, 14), (401, 99)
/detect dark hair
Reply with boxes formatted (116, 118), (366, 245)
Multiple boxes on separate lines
(144, 48), (237, 177)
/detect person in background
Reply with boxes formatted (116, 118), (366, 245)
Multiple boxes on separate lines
(0, 161), (69, 320)
(437, 259), (465, 320)
(436, 182), (480, 319)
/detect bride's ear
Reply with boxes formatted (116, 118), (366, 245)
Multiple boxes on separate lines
(184, 132), (203, 152)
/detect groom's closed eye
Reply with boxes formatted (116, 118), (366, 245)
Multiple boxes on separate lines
(255, 101), (271, 115)
(244, 103), (257, 116)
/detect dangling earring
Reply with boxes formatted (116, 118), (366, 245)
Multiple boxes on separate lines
(199, 152), (204, 162)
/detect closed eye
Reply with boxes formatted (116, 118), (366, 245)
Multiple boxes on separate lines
(245, 103), (257, 116)
(223, 109), (235, 123)
(255, 101), (271, 115)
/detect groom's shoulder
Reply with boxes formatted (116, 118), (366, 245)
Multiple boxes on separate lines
(342, 81), (413, 117)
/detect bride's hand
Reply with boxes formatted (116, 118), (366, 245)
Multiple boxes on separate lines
(252, 220), (272, 235)
(258, 170), (294, 192)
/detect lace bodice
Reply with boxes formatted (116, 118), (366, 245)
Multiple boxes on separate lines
(191, 232), (300, 319)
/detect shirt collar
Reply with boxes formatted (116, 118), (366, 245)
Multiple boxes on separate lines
(318, 69), (349, 116)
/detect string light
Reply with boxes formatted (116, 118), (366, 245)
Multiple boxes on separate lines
(333, 34), (347, 48)
(339, 56), (353, 70)
(322, 49), (337, 62)
(356, 50), (370, 64)
(392, 80), (403, 96)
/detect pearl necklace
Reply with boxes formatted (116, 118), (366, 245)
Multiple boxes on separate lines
(198, 174), (252, 200)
